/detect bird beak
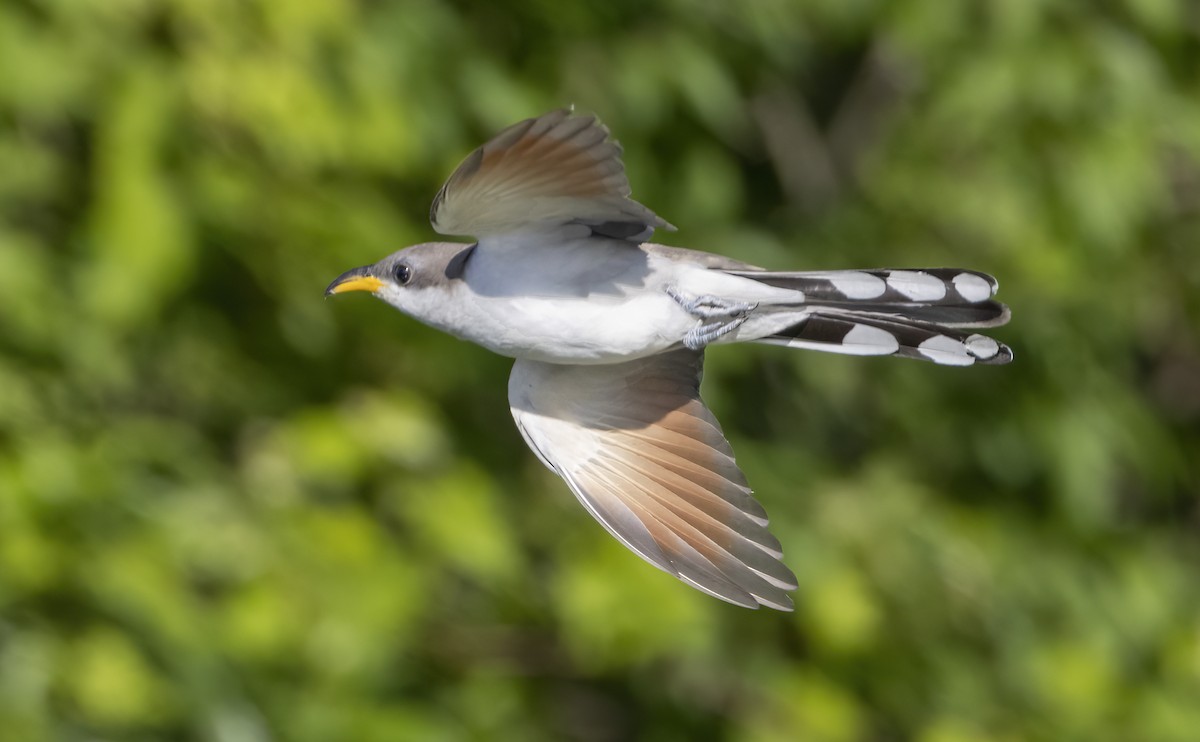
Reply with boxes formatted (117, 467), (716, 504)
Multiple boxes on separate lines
(325, 266), (384, 296)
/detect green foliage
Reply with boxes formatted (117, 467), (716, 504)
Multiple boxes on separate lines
(1, 0), (1198, 740)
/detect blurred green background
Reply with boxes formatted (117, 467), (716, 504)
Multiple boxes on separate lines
(2, 0), (1199, 740)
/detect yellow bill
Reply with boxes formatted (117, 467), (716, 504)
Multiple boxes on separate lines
(325, 267), (383, 296)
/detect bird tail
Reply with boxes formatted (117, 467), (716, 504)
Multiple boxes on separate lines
(727, 268), (1013, 366)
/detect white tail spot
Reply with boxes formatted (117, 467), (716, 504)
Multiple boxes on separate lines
(953, 273), (993, 303)
(965, 334), (1000, 359)
(843, 324), (900, 354)
(829, 272), (887, 300)
(917, 335), (974, 365)
(887, 270), (947, 301)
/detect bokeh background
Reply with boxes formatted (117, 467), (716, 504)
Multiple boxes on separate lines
(2, 1), (1199, 740)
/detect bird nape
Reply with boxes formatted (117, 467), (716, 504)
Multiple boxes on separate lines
(326, 108), (1012, 611)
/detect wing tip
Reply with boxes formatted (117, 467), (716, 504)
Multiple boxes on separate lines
(679, 573), (795, 611)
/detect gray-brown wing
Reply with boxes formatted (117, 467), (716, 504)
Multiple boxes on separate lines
(508, 350), (796, 610)
(430, 108), (674, 241)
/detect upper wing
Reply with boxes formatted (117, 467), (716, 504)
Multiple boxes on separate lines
(430, 108), (674, 241)
(508, 350), (797, 610)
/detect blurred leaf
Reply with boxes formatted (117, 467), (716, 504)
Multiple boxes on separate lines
(0, 1), (1197, 739)
(62, 629), (178, 729)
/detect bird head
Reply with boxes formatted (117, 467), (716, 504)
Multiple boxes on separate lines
(325, 242), (475, 315)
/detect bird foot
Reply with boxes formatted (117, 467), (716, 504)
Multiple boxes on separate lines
(667, 288), (758, 320)
(684, 318), (748, 349)
(668, 288), (757, 349)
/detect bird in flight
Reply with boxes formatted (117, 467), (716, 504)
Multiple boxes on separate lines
(327, 109), (1011, 610)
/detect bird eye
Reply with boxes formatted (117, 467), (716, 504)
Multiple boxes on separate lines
(393, 263), (412, 285)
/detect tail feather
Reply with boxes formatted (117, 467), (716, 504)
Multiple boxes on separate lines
(729, 268), (999, 306)
(730, 268), (1012, 366)
(757, 312), (1012, 366)
(829, 300), (1010, 328)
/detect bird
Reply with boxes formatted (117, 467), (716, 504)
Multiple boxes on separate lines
(326, 108), (1011, 611)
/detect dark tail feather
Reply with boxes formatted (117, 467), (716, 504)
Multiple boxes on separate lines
(829, 300), (1010, 328)
(730, 268), (1007, 322)
(756, 310), (1013, 365)
(728, 268), (1012, 365)
(729, 267), (999, 304)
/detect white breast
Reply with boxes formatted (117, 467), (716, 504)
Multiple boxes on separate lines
(451, 235), (695, 363)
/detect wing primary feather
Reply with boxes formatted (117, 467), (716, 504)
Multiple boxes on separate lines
(599, 442), (773, 546)
(597, 455), (797, 590)
(585, 466), (764, 607)
(431, 109), (672, 239)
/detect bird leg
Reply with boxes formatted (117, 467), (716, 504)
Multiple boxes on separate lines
(683, 318), (748, 349)
(667, 287), (758, 350)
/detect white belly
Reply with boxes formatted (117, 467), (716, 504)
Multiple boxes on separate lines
(455, 282), (691, 363)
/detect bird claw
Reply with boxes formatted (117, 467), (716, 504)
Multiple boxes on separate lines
(667, 287), (758, 320)
(669, 288), (757, 349)
(684, 318), (748, 349)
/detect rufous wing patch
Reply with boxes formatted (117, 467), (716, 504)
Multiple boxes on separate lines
(507, 350), (796, 610)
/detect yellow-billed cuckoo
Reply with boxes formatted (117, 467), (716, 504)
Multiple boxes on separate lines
(327, 109), (1011, 610)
